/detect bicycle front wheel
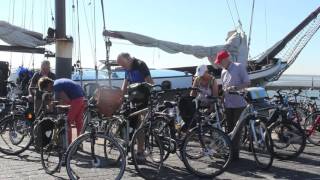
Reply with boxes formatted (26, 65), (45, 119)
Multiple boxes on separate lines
(250, 120), (274, 170)
(0, 114), (33, 155)
(181, 126), (232, 178)
(304, 111), (320, 146)
(66, 132), (126, 180)
(269, 120), (306, 160)
(131, 123), (164, 179)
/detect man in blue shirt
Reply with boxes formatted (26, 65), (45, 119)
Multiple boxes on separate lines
(117, 52), (154, 162)
(117, 52), (154, 93)
(38, 77), (85, 144)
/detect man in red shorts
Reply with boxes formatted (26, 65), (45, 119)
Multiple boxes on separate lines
(38, 77), (85, 144)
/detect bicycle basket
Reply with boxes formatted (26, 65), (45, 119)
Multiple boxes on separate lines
(94, 86), (123, 117)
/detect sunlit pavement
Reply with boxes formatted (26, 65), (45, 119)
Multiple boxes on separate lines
(0, 142), (319, 180)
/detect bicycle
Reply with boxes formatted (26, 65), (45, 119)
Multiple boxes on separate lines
(154, 87), (233, 178)
(267, 90), (307, 159)
(105, 83), (164, 179)
(228, 87), (274, 170)
(40, 105), (70, 174)
(65, 99), (126, 180)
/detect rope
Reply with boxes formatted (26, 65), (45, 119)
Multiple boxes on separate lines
(76, 0), (83, 87)
(247, 0), (255, 53)
(93, 0), (98, 82)
(50, 2), (55, 27)
(72, 0), (77, 64)
(29, 0), (34, 29)
(81, 0), (95, 67)
(233, 0), (242, 28)
(264, 0), (269, 51)
(100, 0), (112, 87)
(225, 0), (236, 28)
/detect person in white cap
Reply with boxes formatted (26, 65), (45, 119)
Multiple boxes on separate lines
(190, 64), (218, 107)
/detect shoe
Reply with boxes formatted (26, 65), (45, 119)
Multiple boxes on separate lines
(129, 152), (146, 165)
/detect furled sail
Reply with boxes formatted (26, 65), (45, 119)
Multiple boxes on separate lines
(0, 21), (47, 48)
(106, 29), (248, 66)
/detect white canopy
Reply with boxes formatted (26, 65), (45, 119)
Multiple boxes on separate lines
(106, 29), (248, 66)
(0, 21), (47, 48)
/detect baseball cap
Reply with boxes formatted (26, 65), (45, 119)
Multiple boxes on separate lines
(214, 50), (230, 64)
(195, 64), (208, 77)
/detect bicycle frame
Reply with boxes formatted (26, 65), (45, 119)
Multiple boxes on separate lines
(306, 114), (320, 136)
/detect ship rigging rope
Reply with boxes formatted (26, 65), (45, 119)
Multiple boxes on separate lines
(247, 0), (255, 54)
(72, 0), (77, 64)
(232, 0), (242, 28)
(225, 0), (236, 28)
(76, 0), (82, 63)
(81, 0), (96, 66)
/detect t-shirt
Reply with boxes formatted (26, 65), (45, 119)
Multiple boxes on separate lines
(53, 78), (84, 100)
(125, 58), (151, 84)
(221, 62), (250, 108)
(30, 71), (56, 88)
(30, 71), (56, 99)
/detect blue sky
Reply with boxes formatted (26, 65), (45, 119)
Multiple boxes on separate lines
(0, 0), (319, 75)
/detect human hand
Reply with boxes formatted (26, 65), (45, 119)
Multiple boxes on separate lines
(225, 86), (238, 92)
(27, 95), (33, 102)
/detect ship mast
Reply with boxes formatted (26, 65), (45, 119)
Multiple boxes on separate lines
(55, 0), (73, 78)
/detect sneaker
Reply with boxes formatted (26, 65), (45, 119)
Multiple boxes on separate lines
(128, 153), (146, 165)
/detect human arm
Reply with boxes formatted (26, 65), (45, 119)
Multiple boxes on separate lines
(28, 73), (39, 95)
(211, 79), (219, 97)
(121, 79), (129, 94)
(144, 76), (154, 84)
(190, 78), (198, 97)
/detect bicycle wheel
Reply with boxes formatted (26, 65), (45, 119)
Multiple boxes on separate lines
(41, 143), (61, 174)
(181, 126), (232, 178)
(0, 114), (33, 155)
(153, 116), (176, 162)
(249, 120), (273, 170)
(131, 123), (164, 179)
(104, 116), (127, 166)
(304, 112), (320, 145)
(66, 132), (126, 180)
(269, 120), (306, 160)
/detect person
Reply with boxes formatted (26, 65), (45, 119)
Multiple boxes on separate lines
(214, 50), (250, 161)
(117, 52), (154, 162)
(28, 60), (56, 113)
(117, 52), (154, 93)
(190, 64), (219, 107)
(38, 77), (85, 144)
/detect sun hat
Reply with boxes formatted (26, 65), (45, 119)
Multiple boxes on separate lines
(195, 64), (208, 77)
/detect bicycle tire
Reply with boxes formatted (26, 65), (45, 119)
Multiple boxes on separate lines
(66, 132), (126, 180)
(181, 126), (232, 178)
(304, 111), (320, 146)
(269, 120), (306, 160)
(130, 123), (164, 179)
(40, 141), (62, 174)
(0, 115), (33, 155)
(250, 120), (274, 170)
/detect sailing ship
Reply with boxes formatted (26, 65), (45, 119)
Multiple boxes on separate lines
(0, 2), (319, 89)
(105, 6), (320, 86)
